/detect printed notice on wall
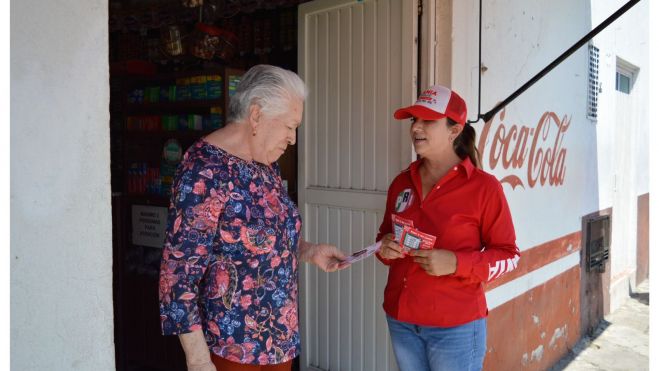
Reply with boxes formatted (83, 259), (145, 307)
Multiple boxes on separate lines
(131, 205), (168, 248)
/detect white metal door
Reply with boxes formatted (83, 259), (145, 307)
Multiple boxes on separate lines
(298, 0), (417, 370)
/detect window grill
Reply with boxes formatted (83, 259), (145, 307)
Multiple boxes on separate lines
(587, 44), (600, 120)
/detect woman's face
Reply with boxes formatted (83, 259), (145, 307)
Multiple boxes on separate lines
(257, 97), (303, 164)
(409, 116), (454, 159)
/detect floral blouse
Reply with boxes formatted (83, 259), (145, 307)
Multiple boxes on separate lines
(159, 140), (302, 365)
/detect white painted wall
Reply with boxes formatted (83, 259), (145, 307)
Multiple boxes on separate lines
(451, 0), (648, 312)
(590, 0), (649, 310)
(11, 1), (115, 370)
(452, 0), (593, 252)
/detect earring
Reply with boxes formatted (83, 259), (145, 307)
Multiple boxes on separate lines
(252, 129), (257, 136)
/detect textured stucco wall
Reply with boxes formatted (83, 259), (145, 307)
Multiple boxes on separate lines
(11, 0), (115, 370)
(452, 0), (593, 251)
(590, 0), (649, 312)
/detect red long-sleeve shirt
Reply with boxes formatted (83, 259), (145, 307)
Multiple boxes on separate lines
(376, 157), (520, 327)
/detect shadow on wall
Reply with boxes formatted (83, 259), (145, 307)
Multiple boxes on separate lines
(629, 283), (649, 305)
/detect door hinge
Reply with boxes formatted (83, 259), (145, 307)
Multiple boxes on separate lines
(418, 0), (423, 16)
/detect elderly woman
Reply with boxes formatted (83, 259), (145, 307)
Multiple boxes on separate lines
(159, 65), (346, 371)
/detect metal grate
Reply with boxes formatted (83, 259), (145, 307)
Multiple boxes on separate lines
(587, 44), (600, 120)
(586, 214), (610, 273)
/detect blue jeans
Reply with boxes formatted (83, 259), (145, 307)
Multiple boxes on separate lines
(386, 315), (487, 371)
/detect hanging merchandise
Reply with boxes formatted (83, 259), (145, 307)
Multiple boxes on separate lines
(190, 23), (222, 59)
(161, 25), (184, 56)
(160, 139), (183, 197)
(215, 30), (238, 61)
(190, 23), (238, 61)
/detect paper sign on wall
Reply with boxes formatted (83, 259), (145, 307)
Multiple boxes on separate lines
(131, 205), (168, 248)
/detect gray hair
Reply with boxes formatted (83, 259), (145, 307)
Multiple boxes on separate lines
(227, 64), (307, 123)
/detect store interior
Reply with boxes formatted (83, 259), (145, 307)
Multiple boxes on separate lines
(109, 1), (309, 369)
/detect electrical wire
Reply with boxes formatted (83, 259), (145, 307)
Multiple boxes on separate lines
(466, 0), (641, 125)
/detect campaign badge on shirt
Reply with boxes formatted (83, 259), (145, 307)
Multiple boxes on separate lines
(395, 188), (415, 212)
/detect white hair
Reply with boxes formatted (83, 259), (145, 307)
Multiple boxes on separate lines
(227, 64), (307, 123)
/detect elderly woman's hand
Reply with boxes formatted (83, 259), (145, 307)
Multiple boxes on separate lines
(299, 240), (347, 272)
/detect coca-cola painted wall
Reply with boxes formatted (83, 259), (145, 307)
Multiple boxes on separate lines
(449, 0), (648, 369)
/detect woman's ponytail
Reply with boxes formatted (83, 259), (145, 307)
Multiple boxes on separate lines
(449, 118), (482, 169)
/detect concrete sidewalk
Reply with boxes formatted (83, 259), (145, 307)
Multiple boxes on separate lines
(550, 280), (649, 371)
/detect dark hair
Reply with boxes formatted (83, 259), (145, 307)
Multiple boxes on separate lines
(447, 118), (482, 169)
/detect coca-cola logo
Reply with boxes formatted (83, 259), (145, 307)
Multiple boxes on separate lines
(477, 108), (571, 189)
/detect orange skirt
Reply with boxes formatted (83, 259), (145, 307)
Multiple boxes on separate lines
(210, 354), (292, 371)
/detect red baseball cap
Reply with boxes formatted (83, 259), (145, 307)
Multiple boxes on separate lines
(393, 85), (468, 125)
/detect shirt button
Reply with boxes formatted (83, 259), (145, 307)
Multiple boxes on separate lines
(453, 166), (458, 171)
(436, 186), (441, 189)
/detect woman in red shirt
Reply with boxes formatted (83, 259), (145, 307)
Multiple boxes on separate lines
(376, 85), (520, 371)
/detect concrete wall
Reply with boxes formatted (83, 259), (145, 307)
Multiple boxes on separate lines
(450, 0), (647, 368)
(11, 0), (115, 370)
(589, 0), (649, 311)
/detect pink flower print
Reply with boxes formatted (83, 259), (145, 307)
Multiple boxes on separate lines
(219, 342), (244, 363)
(158, 260), (178, 303)
(270, 255), (282, 268)
(240, 294), (252, 310)
(218, 337), (256, 364)
(207, 260), (237, 310)
(258, 352), (269, 364)
(249, 182), (258, 193)
(191, 193), (224, 232)
(220, 229), (240, 244)
(192, 179), (206, 195)
(158, 273), (177, 303)
(195, 244), (207, 256)
(242, 275), (257, 290)
(173, 215), (182, 234)
(208, 320), (221, 336)
(240, 226), (276, 255)
(277, 301), (298, 333)
(261, 189), (283, 219)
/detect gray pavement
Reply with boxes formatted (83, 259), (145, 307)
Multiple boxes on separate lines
(550, 280), (649, 371)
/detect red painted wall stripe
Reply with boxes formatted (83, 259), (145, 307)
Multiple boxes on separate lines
(485, 231), (582, 291)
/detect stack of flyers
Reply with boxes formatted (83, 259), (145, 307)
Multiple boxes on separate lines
(392, 214), (437, 255)
(341, 241), (382, 266)
(392, 214), (414, 242)
(400, 226), (436, 254)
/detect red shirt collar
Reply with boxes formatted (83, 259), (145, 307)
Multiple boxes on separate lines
(410, 156), (476, 180)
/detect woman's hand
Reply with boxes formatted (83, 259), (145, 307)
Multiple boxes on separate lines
(310, 244), (347, 272)
(409, 249), (457, 276)
(178, 331), (216, 371)
(299, 240), (347, 272)
(377, 233), (405, 260)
